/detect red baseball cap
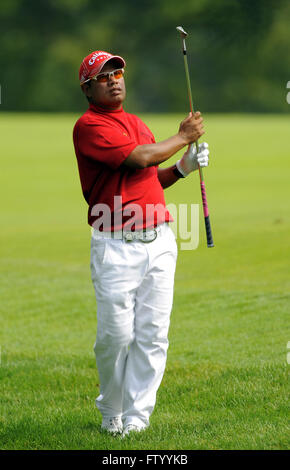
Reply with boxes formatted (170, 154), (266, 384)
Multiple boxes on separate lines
(79, 51), (126, 85)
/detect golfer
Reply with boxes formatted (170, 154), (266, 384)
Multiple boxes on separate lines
(73, 51), (209, 436)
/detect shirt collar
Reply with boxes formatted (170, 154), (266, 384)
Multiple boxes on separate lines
(89, 103), (124, 114)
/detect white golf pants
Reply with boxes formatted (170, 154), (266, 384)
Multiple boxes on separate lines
(90, 223), (177, 429)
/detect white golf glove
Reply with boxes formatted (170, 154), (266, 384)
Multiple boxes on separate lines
(176, 142), (209, 177)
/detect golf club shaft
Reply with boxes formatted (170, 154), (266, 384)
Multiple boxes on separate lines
(180, 33), (214, 247)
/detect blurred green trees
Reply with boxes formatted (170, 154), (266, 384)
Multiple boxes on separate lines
(0, 0), (289, 113)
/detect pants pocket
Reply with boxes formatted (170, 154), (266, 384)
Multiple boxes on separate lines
(91, 238), (107, 265)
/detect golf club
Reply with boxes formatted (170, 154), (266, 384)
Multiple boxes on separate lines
(176, 26), (214, 248)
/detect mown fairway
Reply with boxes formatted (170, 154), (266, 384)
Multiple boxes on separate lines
(0, 112), (289, 450)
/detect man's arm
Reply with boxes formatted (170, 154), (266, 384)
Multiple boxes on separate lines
(123, 112), (204, 169)
(157, 166), (182, 189)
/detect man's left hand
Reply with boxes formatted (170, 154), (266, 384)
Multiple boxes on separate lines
(176, 142), (210, 177)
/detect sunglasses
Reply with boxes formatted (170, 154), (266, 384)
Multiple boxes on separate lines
(88, 68), (125, 84)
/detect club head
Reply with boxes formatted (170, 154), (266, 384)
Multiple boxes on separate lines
(176, 26), (188, 38)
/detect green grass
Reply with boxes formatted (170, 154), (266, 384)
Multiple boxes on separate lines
(0, 112), (289, 450)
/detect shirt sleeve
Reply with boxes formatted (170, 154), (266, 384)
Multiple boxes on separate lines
(76, 121), (138, 170)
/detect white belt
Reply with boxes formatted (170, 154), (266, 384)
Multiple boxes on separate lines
(92, 223), (167, 243)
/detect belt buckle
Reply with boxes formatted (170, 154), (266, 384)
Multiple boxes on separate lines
(123, 229), (158, 243)
(141, 229), (157, 243)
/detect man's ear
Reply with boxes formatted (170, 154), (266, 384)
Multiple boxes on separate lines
(81, 82), (92, 99)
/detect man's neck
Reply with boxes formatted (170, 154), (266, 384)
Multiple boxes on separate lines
(92, 101), (123, 112)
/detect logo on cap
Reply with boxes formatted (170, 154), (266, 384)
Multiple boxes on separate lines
(88, 52), (111, 66)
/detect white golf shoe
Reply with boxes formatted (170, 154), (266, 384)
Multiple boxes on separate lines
(122, 424), (145, 437)
(101, 417), (123, 434)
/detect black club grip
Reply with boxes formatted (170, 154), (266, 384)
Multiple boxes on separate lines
(204, 215), (214, 247)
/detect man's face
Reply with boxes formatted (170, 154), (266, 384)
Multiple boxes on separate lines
(82, 61), (126, 110)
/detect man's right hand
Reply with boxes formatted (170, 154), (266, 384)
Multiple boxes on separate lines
(178, 112), (205, 144)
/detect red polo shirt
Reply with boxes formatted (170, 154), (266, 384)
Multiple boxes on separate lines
(73, 103), (172, 231)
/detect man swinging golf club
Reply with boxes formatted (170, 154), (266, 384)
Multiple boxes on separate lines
(73, 49), (210, 437)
